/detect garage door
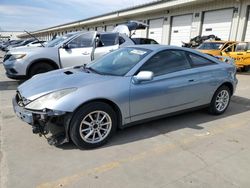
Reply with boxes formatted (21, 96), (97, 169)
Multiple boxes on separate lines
(96, 26), (104, 31)
(131, 30), (147, 38)
(148, 18), (163, 44)
(106, 25), (115, 32)
(245, 10), (250, 41)
(88, 27), (95, 31)
(202, 9), (234, 40)
(170, 14), (193, 46)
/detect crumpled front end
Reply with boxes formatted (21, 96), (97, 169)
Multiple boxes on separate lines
(12, 91), (72, 146)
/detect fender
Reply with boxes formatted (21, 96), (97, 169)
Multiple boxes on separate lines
(26, 58), (59, 75)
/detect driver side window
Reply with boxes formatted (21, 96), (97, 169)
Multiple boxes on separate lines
(69, 33), (93, 48)
(140, 50), (191, 77)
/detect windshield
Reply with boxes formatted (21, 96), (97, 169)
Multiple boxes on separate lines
(46, 33), (74, 47)
(197, 42), (224, 50)
(87, 47), (152, 76)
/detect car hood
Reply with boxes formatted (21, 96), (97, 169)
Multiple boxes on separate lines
(8, 46), (49, 54)
(18, 67), (115, 101)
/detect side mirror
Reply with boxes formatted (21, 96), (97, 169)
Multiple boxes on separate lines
(62, 43), (77, 49)
(62, 43), (69, 49)
(133, 71), (154, 84)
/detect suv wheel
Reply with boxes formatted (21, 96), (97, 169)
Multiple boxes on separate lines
(29, 63), (54, 77)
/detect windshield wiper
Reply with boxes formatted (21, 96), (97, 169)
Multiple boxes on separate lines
(81, 65), (102, 75)
(81, 65), (118, 76)
(86, 67), (103, 74)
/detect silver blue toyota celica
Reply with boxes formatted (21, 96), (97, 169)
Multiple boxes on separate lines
(13, 45), (237, 149)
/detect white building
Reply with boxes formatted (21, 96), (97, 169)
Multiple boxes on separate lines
(18, 0), (250, 45)
(0, 31), (24, 40)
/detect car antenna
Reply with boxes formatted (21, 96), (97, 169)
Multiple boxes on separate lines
(24, 30), (45, 47)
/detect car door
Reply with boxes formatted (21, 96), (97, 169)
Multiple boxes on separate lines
(93, 33), (119, 60)
(59, 32), (96, 68)
(129, 50), (205, 122)
(186, 52), (222, 102)
(222, 43), (248, 68)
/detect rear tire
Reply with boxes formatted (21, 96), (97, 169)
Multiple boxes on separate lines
(209, 85), (231, 115)
(28, 63), (54, 78)
(70, 102), (117, 149)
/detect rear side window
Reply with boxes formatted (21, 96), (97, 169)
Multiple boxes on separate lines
(188, 53), (216, 67)
(131, 38), (140, 44)
(235, 43), (247, 51)
(132, 38), (158, 45)
(100, 33), (118, 46)
(140, 50), (191, 76)
(145, 39), (158, 44)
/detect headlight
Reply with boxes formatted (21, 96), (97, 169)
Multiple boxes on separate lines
(9, 54), (26, 61)
(25, 88), (77, 110)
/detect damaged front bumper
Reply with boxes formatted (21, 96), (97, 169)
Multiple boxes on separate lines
(12, 96), (72, 146)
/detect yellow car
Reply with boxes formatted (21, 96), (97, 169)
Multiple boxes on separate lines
(221, 42), (250, 71)
(196, 41), (235, 56)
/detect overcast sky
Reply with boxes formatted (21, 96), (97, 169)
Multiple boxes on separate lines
(0, 0), (154, 31)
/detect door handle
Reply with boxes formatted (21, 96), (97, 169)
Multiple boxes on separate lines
(237, 53), (243, 55)
(82, 52), (90, 55)
(188, 79), (195, 82)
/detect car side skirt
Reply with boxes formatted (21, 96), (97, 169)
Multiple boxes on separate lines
(121, 104), (210, 129)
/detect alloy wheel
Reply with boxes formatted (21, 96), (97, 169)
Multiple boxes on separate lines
(79, 110), (112, 144)
(215, 90), (230, 112)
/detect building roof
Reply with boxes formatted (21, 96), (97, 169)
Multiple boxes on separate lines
(19, 0), (207, 37)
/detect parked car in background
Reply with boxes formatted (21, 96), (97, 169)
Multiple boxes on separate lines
(3, 31), (134, 79)
(221, 42), (250, 71)
(3, 21), (156, 79)
(13, 45), (237, 149)
(131, 38), (158, 44)
(182, 35), (221, 48)
(8, 40), (46, 51)
(0, 40), (24, 51)
(6, 39), (37, 51)
(196, 41), (235, 56)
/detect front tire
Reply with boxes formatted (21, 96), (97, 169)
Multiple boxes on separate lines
(28, 63), (54, 78)
(209, 85), (231, 115)
(70, 102), (117, 149)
